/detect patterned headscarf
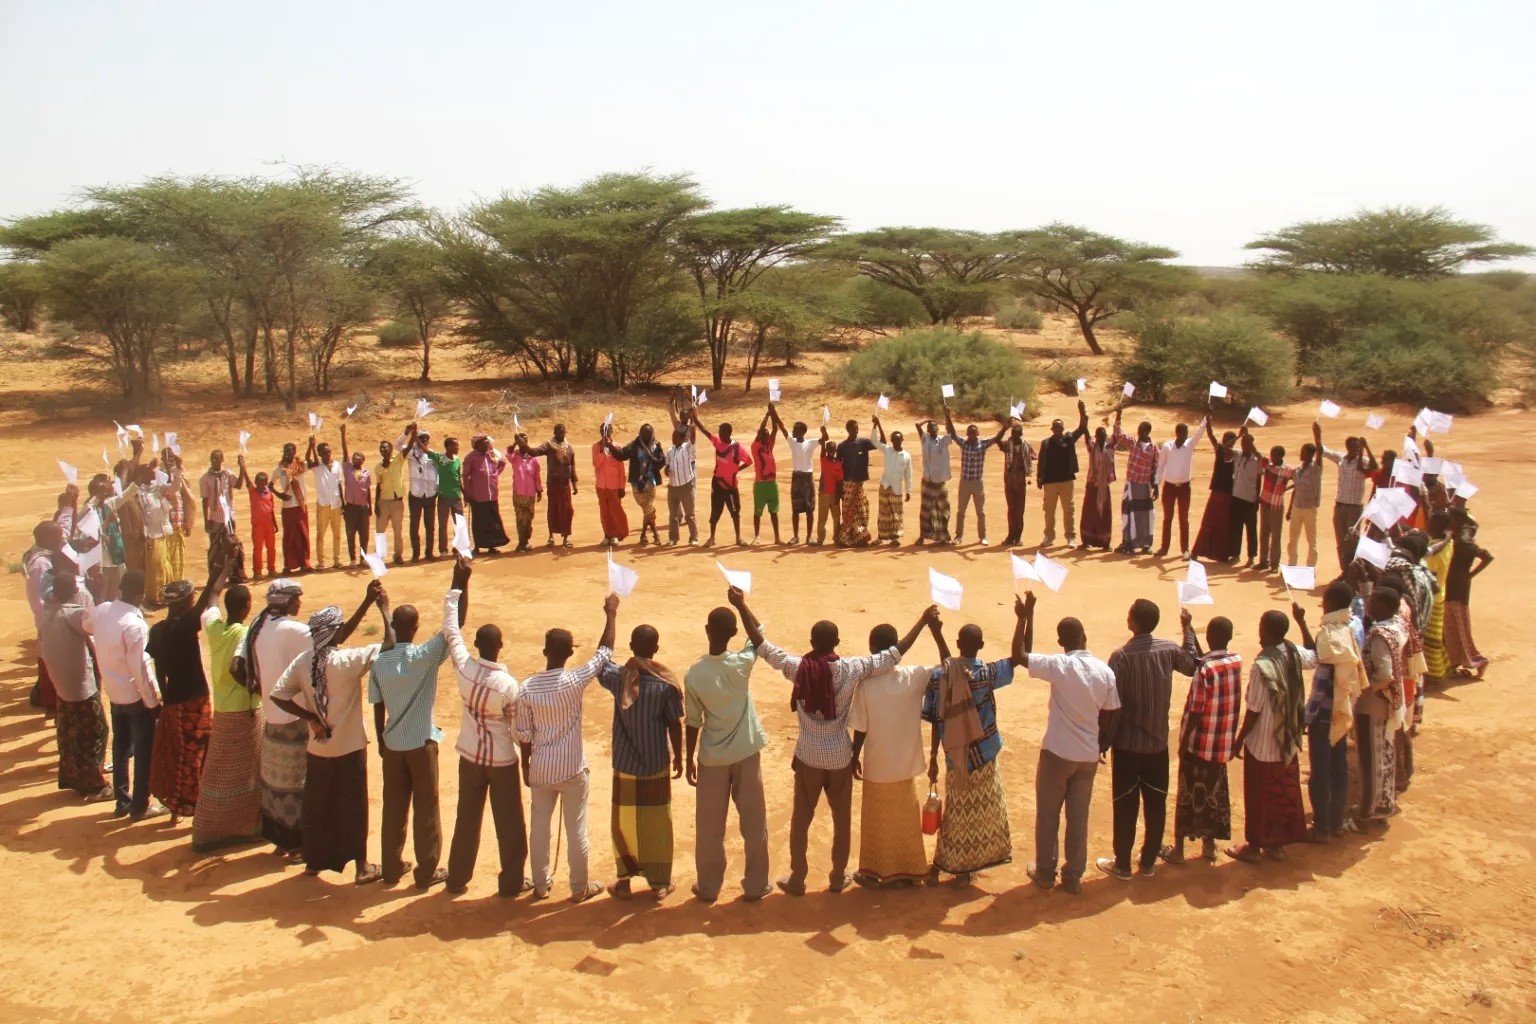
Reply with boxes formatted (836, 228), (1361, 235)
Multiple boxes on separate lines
(241, 579), (305, 694)
(307, 606), (345, 721)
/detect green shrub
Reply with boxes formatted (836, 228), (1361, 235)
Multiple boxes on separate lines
(845, 277), (926, 329)
(376, 320), (419, 348)
(833, 327), (1036, 418)
(1040, 357), (1091, 396)
(994, 302), (1044, 332)
(1116, 310), (1295, 407)
(616, 296), (705, 385)
(1316, 318), (1492, 412)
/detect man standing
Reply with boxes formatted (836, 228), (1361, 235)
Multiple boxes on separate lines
(375, 425), (414, 564)
(1257, 446), (1294, 573)
(1229, 430), (1264, 567)
(914, 417), (956, 545)
(508, 438), (544, 552)
(442, 560), (529, 898)
(1155, 423), (1196, 558)
(405, 428), (441, 562)
(695, 413), (752, 548)
(1162, 611), (1242, 865)
(311, 439), (344, 570)
(370, 578), (452, 890)
(685, 588), (772, 902)
(93, 569), (166, 821)
(757, 604), (932, 896)
(242, 579), (314, 858)
(525, 425), (578, 548)
(945, 404), (1008, 547)
(1286, 442), (1323, 568)
(663, 423), (699, 547)
(1017, 593), (1120, 895)
(836, 418), (879, 547)
(999, 422), (1035, 549)
(1096, 598), (1197, 880)
(1110, 407), (1159, 555)
(25, 522), (67, 716)
(515, 595), (619, 903)
(774, 408), (823, 546)
(430, 437), (463, 559)
(592, 424), (631, 548)
(338, 424), (373, 566)
(272, 439), (317, 574)
(871, 417), (913, 545)
(749, 407), (782, 546)
(1298, 582), (1365, 840)
(462, 434), (509, 556)
(1313, 421), (1377, 576)
(606, 424), (666, 548)
(200, 450), (245, 581)
(40, 567), (111, 802)
(1036, 401), (1089, 549)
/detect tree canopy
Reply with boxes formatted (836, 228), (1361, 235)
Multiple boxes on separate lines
(1244, 206), (1533, 279)
(815, 227), (1021, 325)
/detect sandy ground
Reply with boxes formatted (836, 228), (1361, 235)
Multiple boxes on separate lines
(1, 322), (1533, 1023)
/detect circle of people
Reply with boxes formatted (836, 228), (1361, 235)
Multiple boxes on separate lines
(25, 386), (1493, 899)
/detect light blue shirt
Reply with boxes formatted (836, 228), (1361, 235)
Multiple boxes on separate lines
(369, 633), (449, 750)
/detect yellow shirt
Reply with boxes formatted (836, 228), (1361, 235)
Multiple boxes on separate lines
(375, 456), (408, 501)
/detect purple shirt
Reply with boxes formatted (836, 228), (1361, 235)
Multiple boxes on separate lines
(462, 449), (506, 504)
(342, 463), (372, 506)
(510, 451), (542, 498)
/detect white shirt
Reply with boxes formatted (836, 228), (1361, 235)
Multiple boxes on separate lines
(1158, 439), (1197, 486)
(271, 642), (381, 756)
(920, 433), (955, 483)
(1244, 647), (1318, 762)
(93, 600), (160, 707)
(443, 590), (521, 766)
(271, 463), (307, 509)
(848, 664), (932, 782)
(514, 648), (614, 786)
(244, 615), (313, 725)
(406, 446), (440, 498)
(1025, 650), (1121, 762)
(877, 443), (914, 494)
(665, 443), (695, 487)
(312, 460), (343, 508)
(787, 437), (819, 474)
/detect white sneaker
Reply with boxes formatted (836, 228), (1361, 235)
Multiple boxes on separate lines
(979, 538), (990, 547)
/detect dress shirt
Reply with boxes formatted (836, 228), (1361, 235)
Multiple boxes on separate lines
(957, 437), (997, 481)
(877, 444), (913, 494)
(1025, 650), (1121, 763)
(510, 451), (543, 497)
(460, 450), (505, 503)
(758, 640), (900, 770)
(683, 643), (765, 767)
(375, 456), (408, 501)
(199, 469), (237, 524)
(1105, 634), (1197, 753)
(514, 647), (614, 786)
(245, 614), (312, 725)
(1176, 643), (1243, 762)
(271, 642), (381, 756)
(93, 600), (160, 707)
(406, 447), (440, 499)
(369, 633), (449, 750)
(1244, 644), (1317, 762)
(848, 664), (932, 782)
(1290, 462), (1322, 510)
(1321, 448), (1372, 505)
(40, 599), (97, 703)
(598, 664), (684, 776)
(787, 437), (818, 474)
(665, 442), (696, 486)
(341, 463), (372, 505)
(1157, 439), (1196, 486)
(920, 433), (955, 483)
(1260, 461), (1294, 510)
(312, 460), (343, 508)
(443, 591), (520, 767)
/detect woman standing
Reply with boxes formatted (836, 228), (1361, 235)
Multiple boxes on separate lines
(1442, 505), (1493, 678)
(1078, 426), (1115, 551)
(1420, 511), (1454, 681)
(1191, 413), (1237, 562)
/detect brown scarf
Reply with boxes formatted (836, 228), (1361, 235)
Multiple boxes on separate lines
(620, 656), (678, 710)
(938, 658), (985, 780)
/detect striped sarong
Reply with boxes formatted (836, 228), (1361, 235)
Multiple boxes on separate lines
(876, 485), (903, 543)
(857, 777), (929, 883)
(149, 696), (212, 817)
(192, 709), (264, 852)
(1119, 481), (1155, 551)
(55, 696), (108, 796)
(933, 758), (1012, 875)
(838, 481), (871, 546)
(260, 720), (308, 852)
(612, 771), (673, 888)
(920, 479), (951, 543)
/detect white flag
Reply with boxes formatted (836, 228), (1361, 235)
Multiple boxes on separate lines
(1010, 552), (1040, 583)
(1280, 564), (1316, 592)
(928, 567), (964, 611)
(218, 495), (235, 526)
(451, 514), (474, 559)
(1455, 481), (1479, 498)
(1365, 414), (1385, 431)
(690, 384), (698, 402)
(165, 431), (179, 453)
(1075, 378), (1087, 394)
(362, 552), (388, 577)
(876, 394), (891, 411)
(151, 432), (161, 454)
(58, 459), (78, 485)
(1354, 535), (1391, 570)
(1009, 401), (1026, 420)
(1414, 408), (1433, 435)
(1032, 551), (1068, 593)
(607, 553), (639, 598)
(768, 378), (782, 402)
(1185, 559), (1209, 590)
(1401, 435), (1419, 460)
(822, 406), (831, 425)
(1361, 495), (1399, 532)
(1177, 581), (1215, 606)
(716, 560), (752, 594)
(603, 411), (614, 429)
(125, 423), (143, 438)
(1318, 400), (1341, 419)
(102, 448), (111, 468)
(1392, 461), (1423, 487)
(940, 384), (956, 399)
(374, 532), (388, 559)
(345, 403), (358, 418)
(416, 398), (434, 419)
(1208, 381), (1228, 399)
(308, 411), (321, 432)
(1122, 382), (1135, 398)
(1427, 410), (1453, 435)
(1246, 407), (1269, 427)
(113, 421), (129, 447)
(77, 508), (101, 540)
(513, 414), (522, 432)
(238, 430), (251, 453)
(1419, 456), (1443, 475)
(1440, 461), (1465, 489)
(1380, 487), (1418, 520)
(696, 389), (708, 406)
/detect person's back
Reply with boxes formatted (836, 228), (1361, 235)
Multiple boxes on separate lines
(1107, 634), (1192, 754)
(684, 642), (763, 766)
(252, 616), (311, 722)
(1029, 649), (1118, 762)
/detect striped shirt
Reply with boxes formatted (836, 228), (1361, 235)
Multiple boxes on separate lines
(957, 437), (996, 481)
(598, 664), (683, 776)
(665, 442), (696, 486)
(758, 640), (901, 770)
(443, 591), (520, 767)
(1321, 447), (1372, 505)
(514, 647), (614, 786)
(1260, 461), (1294, 510)
(1106, 634), (1198, 754)
(368, 633), (449, 751)
(1177, 643), (1244, 763)
(1291, 461), (1322, 510)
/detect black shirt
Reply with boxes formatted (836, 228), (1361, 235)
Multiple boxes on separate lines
(147, 610), (209, 705)
(1444, 526), (1486, 604)
(837, 438), (877, 483)
(1037, 426), (1087, 484)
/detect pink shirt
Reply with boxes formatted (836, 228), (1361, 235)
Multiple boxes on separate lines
(509, 450), (543, 498)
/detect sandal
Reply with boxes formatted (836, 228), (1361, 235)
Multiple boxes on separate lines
(1224, 845), (1262, 865)
(651, 883), (675, 901)
(571, 882), (604, 904)
(355, 863), (384, 885)
(1157, 844), (1185, 866)
(607, 880), (634, 901)
(384, 861), (414, 886)
(416, 867), (449, 890)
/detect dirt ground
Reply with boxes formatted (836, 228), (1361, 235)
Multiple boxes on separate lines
(2, 322), (1533, 1023)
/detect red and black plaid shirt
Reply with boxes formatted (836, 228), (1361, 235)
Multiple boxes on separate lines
(1178, 642), (1244, 763)
(1112, 426), (1158, 485)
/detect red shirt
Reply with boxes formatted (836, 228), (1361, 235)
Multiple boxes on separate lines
(711, 437), (749, 487)
(752, 439), (777, 482)
(248, 486), (277, 530)
(819, 457), (843, 496)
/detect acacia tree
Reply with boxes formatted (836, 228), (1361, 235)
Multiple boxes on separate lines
(814, 227), (1020, 325)
(676, 206), (839, 388)
(372, 233), (454, 382)
(1013, 223), (1188, 355)
(0, 261), (44, 332)
(1245, 206), (1534, 278)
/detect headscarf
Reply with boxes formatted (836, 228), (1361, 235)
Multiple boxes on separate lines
(307, 606), (345, 721)
(619, 656), (679, 711)
(790, 650), (840, 721)
(241, 579), (304, 693)
(1254, 641), (1306, 762)
(160, 580), (193, 605)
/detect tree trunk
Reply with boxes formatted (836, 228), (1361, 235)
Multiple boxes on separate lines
(1074, 307), (1104, 355)
(420, 334), (431, 382)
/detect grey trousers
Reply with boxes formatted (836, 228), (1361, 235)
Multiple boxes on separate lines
(694, 752), (770, 900)
(529, 767), (591, 897)
(1034, 747), (1098, 886)
(956, 479), (987, 541)
(787, 758), (853, 888)
(667, 483), (698, 543)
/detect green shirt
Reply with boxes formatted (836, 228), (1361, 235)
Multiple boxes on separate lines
(684, 642), (765, 767)
(202, 609), (257, 713)
(427, 451), (463, 501)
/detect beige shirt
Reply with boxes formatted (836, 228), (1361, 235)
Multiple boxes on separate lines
(271, 642), (382, 756)
(848, 664), (932, 783)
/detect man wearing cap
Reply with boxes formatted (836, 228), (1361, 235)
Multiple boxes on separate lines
(405, 428), (441, 563)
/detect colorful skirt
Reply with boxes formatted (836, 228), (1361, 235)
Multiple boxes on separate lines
(192, 709), (264, 852)
(260, 719), (309, 851)
(149, 696), (212, 817)
(1423, 600), (1449, 679)
(1173, 753), (1231, 841)
(302, 750), (369, 873)
(791, 471), (816, 515)
(1119, 481), (1154, 551)
(1242, 755), (1307, 848)
(598, 488), (630, 540)
(934, 758), (1011, 875)
(858, 777), (929, 882)
(1358, 715), (1397, 820)
(1442, 601), (1486, 671)
(1081, 483), (1113, 548)
(876, 486), (903, 542)
(55, 696), (108, 795)
(611, 771), (673, 888)
(547, 484), (574, 536)
(632, 484), (658, 528)
(512, 494), (536, 544)
(839, 482), (871, 547)
(1192, 490), (1234, 560)
(919, 479), (951, 543)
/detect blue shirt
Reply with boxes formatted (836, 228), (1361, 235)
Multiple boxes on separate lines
(599, 664), (683, 776)
(920, 657), (1015, 770)
(368, 633), (449, 750)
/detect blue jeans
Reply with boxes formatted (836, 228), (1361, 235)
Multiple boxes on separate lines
(111, 701), (157, 817)
(1306, 716), (1349, 834)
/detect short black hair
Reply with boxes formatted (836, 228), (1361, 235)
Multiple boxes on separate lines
(1130, 598), (1160, 633)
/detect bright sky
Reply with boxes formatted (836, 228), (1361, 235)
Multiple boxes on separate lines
(3, 0), (1533, 268)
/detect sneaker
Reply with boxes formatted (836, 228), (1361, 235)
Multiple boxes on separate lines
(1096, 857), (1132, 881)
(979, 538), (990, 547)
(1139, 862), (1157, 878)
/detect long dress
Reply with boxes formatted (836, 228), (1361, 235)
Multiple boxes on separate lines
(1191, 443), (1236, 561)
(1079, 438), (1115, 549)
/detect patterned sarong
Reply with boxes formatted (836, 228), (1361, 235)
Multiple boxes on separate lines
(1173, 753), (1230, 841)
(1241, 756), (1307, 847)
(55, 696), (108, 795)
(858, 777), (929, 882)
(933, 757), (1011, 875)
(260, 719), (308, 851)
(876, 486), (903, 542)
(1119, 481), (1155, 551)
(192, 709), (264, 852)
(612, 771), (673, 888)
(838, 481), (871, 547)
(1442, 601), (1485, 671)
(920, 479), (951, 543)
(632, 484), (658, 530)
(512, 494), (536, 546)
(1359, 715), (1397, 820)
(149, 696), (212, 817)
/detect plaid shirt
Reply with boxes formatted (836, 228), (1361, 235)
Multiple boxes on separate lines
(1178, 639), (1244, 763)
(759, 640), (900, 769)
(957, 437), (997, 481)
(167, 483), (186, 532)
(1260, 461), (1294, 510)
(1322, 447), (1373, 505)
(1111, 426), (1158, 485)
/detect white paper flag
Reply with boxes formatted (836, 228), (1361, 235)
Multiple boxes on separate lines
(1380, 486), (1418, 519)
(1354, 535), (1391, 570)
(1185, 559), (1209, 590)
(768, 378), (782, 402)
(607, 553), (639, 598)
(374, 533), (388, 559)
(603, 411), (614, 429)
(716, 560), (752, 594)
(1392, 461), (1423, 487)
(1440, 461), (1465, 488)
(1455, 481), (1479, 499)
(218, 495), (234, 526)
(308, 412), (321, 432)
(125, 424), (143, 438)
(165, 430), (178, 451)
(1010, 552), (1040, 583)
(696, 390), (708, 406)
(928, 567), (964, 611)
(153, 469), (169, 487)
(1009, 401), (1026, 420)
(362, 552), (388, 577)
(416, 398), (434, 419)
(1122, 382), (1135, 398)
(1401, 435), (1419, 460)
(238, 430), (251, 453)
(1032, 552), (1068, 593)
(1419, 456), (1443, 475)
(940, 384), (956, 399)
(1365, 414), (1385, 431)
(1427, 411), (1453, 435)
(822, 406), (831, 425)
(78, 541), (102, 574)
(1208, 381), (1228, 399)
(113, 421), (129, 446)
(876, 394), (891, 411)
(1075, 378), (1087, 394)
(77, 508), (101, 540)
(345, 404), (358, 418)
(151, 432), (161, 454)
(1280, 565), (1317, 592)
(451, 514), (473, 559)
(1177, 581), (1215, 606)
(1361, 496), (1398, 532)
(102, 448), (111, 468)
(513, 414), (522, 432)
(1246, 407), (1269, 427)
(1319, 400), (1341, 419)
(59, 542), (80, 567)
(58, 459), (78, 485)
(690, 385), (698, 402)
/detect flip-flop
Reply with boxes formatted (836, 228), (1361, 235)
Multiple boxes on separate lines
(1157, 844), (1185, 865)
(606, 881), (634, 901)
(1224, 845), (1262, 865)
(650, 883), (675, 901)
(571, 882), (604, 904)
(384, 861), (414, 886)
(416, 867), (449, 890)
(355, 863), (383, 885)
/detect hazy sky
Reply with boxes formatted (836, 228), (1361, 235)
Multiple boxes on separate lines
(4, 0), (1533, 268)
